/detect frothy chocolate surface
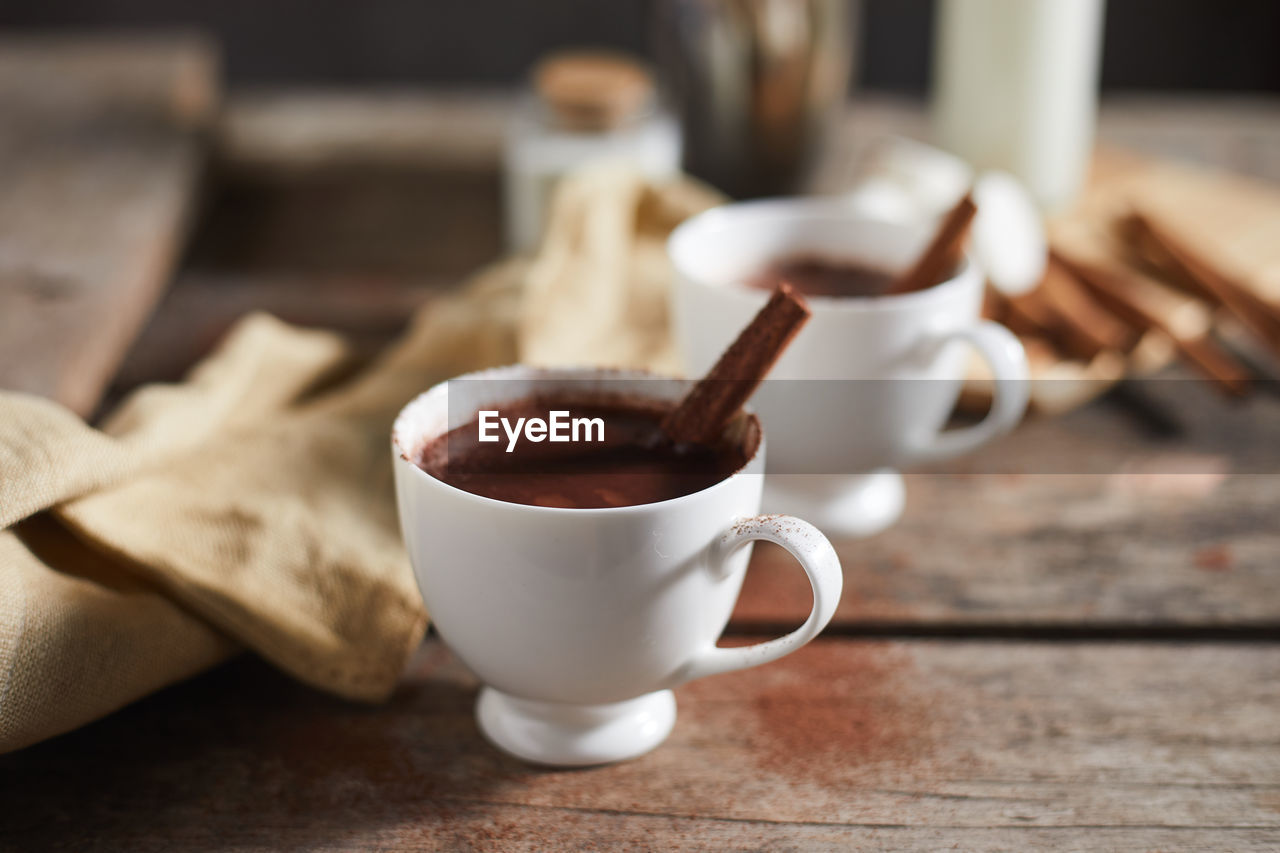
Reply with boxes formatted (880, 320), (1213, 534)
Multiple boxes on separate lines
(747, 254), (896, 299)
(415, 396), (756, 509)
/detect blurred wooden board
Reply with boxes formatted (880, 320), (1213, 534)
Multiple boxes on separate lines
(961, 146), (1280, 416)
(2, 638), (1277, 850)
(0, 36), (217, 416)
(219, 89), (507, 175)
(1054, 146), (1280, 304)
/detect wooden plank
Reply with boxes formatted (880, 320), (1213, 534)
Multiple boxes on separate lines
(219, 89), (509, 174)
(1, 638), (1277, 849)
(107, 272), (438, 394)
(0, 36), (217, 416)
(187, 162), (502, 278)
(739, 371), (1280, 630)
(6, 809), (1268, 853)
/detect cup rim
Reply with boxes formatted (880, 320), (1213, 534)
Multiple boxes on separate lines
(668, 196), (981, 312)
(392, 364), (765, 516)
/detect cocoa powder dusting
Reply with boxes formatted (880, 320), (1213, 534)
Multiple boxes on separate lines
(1194, 543), (1234, 572)
(750, 642), (937, 786)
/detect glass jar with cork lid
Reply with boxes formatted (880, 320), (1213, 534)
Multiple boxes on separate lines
(503, 50), (682, 252)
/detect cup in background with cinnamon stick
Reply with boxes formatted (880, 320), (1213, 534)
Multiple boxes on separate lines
(669, 197), (1030, 536)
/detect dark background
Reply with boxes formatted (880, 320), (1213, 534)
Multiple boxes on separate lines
(2, 0), (1279, 93)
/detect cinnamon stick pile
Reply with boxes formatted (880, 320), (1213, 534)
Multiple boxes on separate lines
(982, 206), (1280, 406)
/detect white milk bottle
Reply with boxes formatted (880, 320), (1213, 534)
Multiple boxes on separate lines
(932, 0), (1106, 212)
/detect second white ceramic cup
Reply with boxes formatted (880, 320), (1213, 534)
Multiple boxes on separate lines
(670, 199), (1030, 537)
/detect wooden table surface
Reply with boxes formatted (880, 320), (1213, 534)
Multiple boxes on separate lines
(0, 37), (216, 416)
(3, 92), (1280, 851)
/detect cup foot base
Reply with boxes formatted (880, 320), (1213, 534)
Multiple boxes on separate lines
(762, 470), (905, 538)
(476, 687), (676, 767)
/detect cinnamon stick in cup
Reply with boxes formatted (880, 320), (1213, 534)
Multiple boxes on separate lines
(884, 192), (978, 296)
(662, 283), (811, 445)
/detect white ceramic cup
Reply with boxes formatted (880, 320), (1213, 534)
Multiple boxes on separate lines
(670, 199), (1030, 537)
(392, 365), (843, 766)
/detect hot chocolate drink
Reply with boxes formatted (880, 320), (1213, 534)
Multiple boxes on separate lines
(746, 254), (896, 299)
(415, 396), (757, 509)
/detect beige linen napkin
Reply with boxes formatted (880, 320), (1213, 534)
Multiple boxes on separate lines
(0, 167), (719, 753)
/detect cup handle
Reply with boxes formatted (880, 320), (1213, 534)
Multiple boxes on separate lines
(908, 320), (1030, 464)
(671, 515), (842, 684)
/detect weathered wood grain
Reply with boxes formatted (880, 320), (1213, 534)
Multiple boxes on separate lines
(219, 90), (508, 175)
(108, 272), (441, 395)
(187, 164), (502, 277)
(1, 639), (1276, 850)
(0, 36), (216, 416)
(739, 373), (1280, 631)
(106, 158), (502, 399)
